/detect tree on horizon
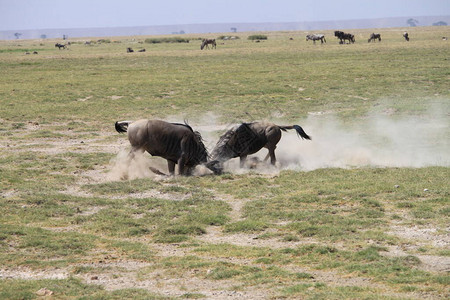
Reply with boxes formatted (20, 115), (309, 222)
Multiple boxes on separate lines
(407, 18), (419, 27)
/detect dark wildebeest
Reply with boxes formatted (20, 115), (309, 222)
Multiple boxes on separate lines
(200, 39), (216, 50)
(115, 120), (209, 176)
(55, 43), (66, 49)
(138, 49), (146, 52)
(403, 32), (410, 41)
(368, 33), (381, 42)
(334, 31), (355, 44)
(306, 34), (326, 44)
(127, 47), (134, 53)
(207, 122), (311, 174)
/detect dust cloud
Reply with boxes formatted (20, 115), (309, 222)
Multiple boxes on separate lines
(107, 149), (168, 181)
(276, 112), (449, 172)
(107, 106), (449, 179)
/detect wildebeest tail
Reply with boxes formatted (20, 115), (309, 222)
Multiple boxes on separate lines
(279, 125), (311, 140)
(115, 121), (132, 133)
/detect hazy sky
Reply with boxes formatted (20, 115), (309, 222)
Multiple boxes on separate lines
(1, 0), (448, 31)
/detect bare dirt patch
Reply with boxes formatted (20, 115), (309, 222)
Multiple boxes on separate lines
(386, 225), (450, 273)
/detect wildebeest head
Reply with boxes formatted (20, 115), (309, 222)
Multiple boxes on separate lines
(206, 123), (266, 174)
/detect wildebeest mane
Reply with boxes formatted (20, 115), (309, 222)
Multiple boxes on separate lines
(171, 121), (209, 163)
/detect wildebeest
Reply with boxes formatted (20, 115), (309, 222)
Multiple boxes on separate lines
(115, 120), (209, 176)
(55, 43), (67, 49)
(403, 32), (410, 41)
(138, 49), (146, 52)
(126, 47), (134, 53)
(200, 39), (216, 50)
(334, 31), (355, 44)
(306, 34), (326, 44)
(207, 122), (311, 174)
(368, 33), (381, 42)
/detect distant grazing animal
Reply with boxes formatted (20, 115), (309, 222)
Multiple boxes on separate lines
(33, 51), (38, 54)
(85, 41), (91, 45)
(368, 33), (381, 42)
(115, 119), (209, 176)
(334, 31), (355, 44)
(442, 37), (447, 41)
(206, 122), (311, 174)
(127, 47), (134, 53)
(403, 32), (409, 41)
(138, 49), (146, 52)
(201, 38), (216, 50)
(55, 43), (67, 49)
(306, 34), (326, 44)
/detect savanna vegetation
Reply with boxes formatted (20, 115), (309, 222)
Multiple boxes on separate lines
(0, 26), (449, 299)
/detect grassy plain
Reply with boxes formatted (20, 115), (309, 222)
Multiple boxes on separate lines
(0, 26), (449, 299)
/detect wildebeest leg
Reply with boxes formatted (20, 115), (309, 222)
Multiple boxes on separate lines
(167, 160), (176, 176)
(262, 147), (277, 165)
(178, 138), (190, 175)
(240, 155), (247, 168)
(178, 156), (186, 175)
(121, 147), (143, 179)
(268, 147), (277, 165)
(185, 167), (194, 176)
(128, 147), (143, 162)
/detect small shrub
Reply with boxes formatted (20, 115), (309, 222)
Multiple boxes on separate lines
(248, 35), (267, 40)
(145, 37), (190, 44)
(217, 36), (240, 40)
(206, 266), (242, 280)
(224, 220), (268, 232)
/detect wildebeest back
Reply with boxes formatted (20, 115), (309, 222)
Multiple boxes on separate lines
(127, 119), (207, 165)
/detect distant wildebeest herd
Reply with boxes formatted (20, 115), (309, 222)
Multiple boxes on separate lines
(115, 119), (311, 176)
(302, 31), (417, 45)
(39, 30), (421, 56)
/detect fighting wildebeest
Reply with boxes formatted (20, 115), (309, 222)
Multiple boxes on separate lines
(207, 122), (311, 174)
(306, 34), (326, 44)
(200, 39), (216, 50)
(403, 32), (410, 41)
(334, 31), (355, 44)
(368, 33), (381, 42)
(115, 120), (209, 176)
(55, 43), (67, 49)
